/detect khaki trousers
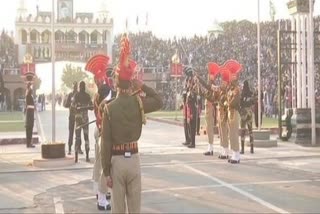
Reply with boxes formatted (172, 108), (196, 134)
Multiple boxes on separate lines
(218, 110), (229, 149)
(111, 153), (141, 214)
(228, 110), (240, 152)
(205, 103), (214, 145)
(93, 127), (108, 194)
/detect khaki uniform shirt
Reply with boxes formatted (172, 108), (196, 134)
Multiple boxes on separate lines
(101, 84), (163, 177)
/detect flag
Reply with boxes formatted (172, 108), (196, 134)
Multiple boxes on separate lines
(125, 18), (128, 30)
(269, 0), (276, 21)
(145, 13), (148, 26)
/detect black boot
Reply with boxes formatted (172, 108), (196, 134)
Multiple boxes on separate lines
(85, 145), (90, 162)
(250, 137), (254, 154)
(240, 140), (244, 154)
(68, 145), (71, 155)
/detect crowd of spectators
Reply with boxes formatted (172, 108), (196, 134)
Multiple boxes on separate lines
(113, 16), (320, 115)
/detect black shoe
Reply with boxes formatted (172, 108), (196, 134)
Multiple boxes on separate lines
(218, 155), (228, 159)
(86, 157), (90, 162)
(229, 159), (240, 164)
(97, 203), (111, 211)
(187, 144), (195, 148)
(240, 150), (244, 154)
(203, 151), (213, 156)
(106, 193), (111, 200)
(182, 142), (190, 146)
(78, 149), (84, 155)
(27, 144), (35, 148)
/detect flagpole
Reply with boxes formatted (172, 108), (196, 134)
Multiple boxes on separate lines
(257, 0), (261, 131)
(51, 0), (56, 143)
(309, 0), (315, 145)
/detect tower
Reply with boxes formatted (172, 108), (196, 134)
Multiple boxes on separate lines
(17, 0), (28, 19)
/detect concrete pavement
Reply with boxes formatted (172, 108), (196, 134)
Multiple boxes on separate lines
(0, 109), (320, 213)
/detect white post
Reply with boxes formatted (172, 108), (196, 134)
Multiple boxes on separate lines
(257, 0), (261, 130)
(51, 0), (56, 143)
(301, 15), (307, 108)
(296, 15), (302, 108)
(309, 0), (316, 145)
(291, 17), (296, 109)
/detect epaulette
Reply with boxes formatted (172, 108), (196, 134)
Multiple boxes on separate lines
(136, 95), (146, 125)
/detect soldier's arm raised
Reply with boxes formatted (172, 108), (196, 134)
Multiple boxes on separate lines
(101, 106), (112, 177)
(140, 84), (163, 114)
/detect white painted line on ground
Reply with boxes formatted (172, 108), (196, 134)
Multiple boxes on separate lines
(183, 164), (290, 214)
(67, 178), (320, 203)
(0, 120), (24, 123)
(35, 111), (47, 143)
(53, 197), (64, 214)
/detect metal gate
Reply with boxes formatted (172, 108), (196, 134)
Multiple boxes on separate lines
(277, 30), (320, 139)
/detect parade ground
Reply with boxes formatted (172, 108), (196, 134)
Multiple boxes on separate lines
(1, 108), (320, 213)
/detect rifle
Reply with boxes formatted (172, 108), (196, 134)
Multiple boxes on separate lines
(75, 89), (142, 130)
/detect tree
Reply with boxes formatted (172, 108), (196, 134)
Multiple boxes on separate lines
(61, 64), (88, 89)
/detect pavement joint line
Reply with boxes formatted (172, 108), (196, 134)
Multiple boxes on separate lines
(53, 197), (64, 214)
(182, 163), (290, 214)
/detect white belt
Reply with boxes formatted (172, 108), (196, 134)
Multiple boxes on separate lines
(27, 105), (35, 109)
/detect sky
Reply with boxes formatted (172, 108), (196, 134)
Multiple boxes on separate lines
(1, 0), (320, 93)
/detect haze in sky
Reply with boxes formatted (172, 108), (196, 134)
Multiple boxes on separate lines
(1, 0), (319, 93)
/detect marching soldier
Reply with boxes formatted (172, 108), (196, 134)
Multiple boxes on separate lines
(239, 80), (255, 154)
(63, 81), (78, 155)
(72, 81), (93, 162)
(101, 34), (163, 214)
(25, 87), (35, 148)
(217, 69), (230, 159)
(227, 64), (241, 164)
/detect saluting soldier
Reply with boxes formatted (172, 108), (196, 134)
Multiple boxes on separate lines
(181, 78), (191, 146)
(226, 62), (242, 164)
(101, 34), (163, 214)
(239, 80), (255, 154)
(217, 68), (230, 159)
(186, 78), (197, 148)
(204, 62), (220, 156)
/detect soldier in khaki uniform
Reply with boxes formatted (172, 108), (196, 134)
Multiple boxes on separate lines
(204, 62), (220, 155)
(101, 34), (163, 214)
(226, 63), (242, 164)
(217, 69), (230, 159)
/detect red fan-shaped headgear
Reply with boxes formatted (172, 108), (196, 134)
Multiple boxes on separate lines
(220, 67), (230, 84)
(207, 62), (220, 80)
(116, 34), (137, 81)
(223, 59), (242, 80)
(85, 54), (110, 82)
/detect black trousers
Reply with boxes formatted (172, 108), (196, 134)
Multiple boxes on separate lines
(188, 118), (196, 146)
(26, 124), (33, 146)
(68, 116), (75, 149)
(196, 116), (200, 134)
(184, 118), (190, 143)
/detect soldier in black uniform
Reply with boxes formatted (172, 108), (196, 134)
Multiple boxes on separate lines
(64, 81), (78, 155)
(72, 81), (93, 162)
(239, 80), (255, 154)
(25, 88), (35, 148)
(186, 80), (197, 148)
(182, 78), (191, 146)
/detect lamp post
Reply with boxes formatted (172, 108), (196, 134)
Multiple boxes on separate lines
(257, 0), (262, 131)
(51, 0), (56, 143)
